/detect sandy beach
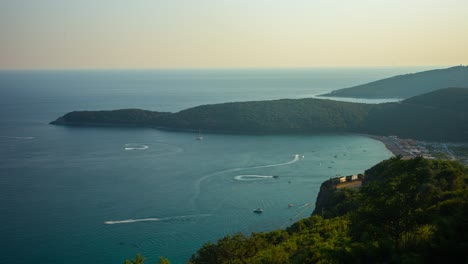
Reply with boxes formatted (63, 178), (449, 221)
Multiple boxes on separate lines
(366, 135), (407, 156)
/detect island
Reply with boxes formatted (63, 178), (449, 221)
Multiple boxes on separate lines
(51, 88), (468, 142)
(319, 65), (468, 99)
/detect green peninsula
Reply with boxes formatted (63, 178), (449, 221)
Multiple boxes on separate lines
(51, 88), (468, 142)
(320, 66), (468, 99)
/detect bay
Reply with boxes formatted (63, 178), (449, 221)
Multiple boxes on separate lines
(0, 68), (426, 263)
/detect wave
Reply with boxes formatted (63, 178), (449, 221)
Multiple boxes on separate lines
(234, 175), (276, 181)
(191, 154), (301, 208)
(105, 214), (210, 225)
(124, 143), (149, 150)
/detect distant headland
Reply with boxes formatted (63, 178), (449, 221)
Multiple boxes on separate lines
(320, 65), (468, 99)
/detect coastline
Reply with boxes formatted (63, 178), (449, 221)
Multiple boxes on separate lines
(366, 134), (406, 156)
(52, 118), (404, 157)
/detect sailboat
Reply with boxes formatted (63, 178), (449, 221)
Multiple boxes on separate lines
(196, 129), (203, 140)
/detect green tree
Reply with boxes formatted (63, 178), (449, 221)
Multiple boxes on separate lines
(158, 256), (171, 264)
(124, 254), (145, 264)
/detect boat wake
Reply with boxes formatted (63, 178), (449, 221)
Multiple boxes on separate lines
(124, 143), (149, 150)
(0, 136), (35, 140)
(234, 175), (276, 181)
(104, 214), (211, 225)
(105, 218), (160, 225)
(191, 154), (301, 209)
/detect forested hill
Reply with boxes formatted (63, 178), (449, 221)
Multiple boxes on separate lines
(51, 98), (374, 133)
(186, 157), (468, 264)
(403, 87), (468, 112)
(51, 88), (468, 142)
(363, 88), (468, 141)
(320, 66), (468, 99)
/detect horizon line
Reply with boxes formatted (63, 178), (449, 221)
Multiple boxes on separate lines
(0, 64), (459, 72)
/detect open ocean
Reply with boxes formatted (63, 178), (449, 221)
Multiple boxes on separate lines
(0, 68), (430, 263)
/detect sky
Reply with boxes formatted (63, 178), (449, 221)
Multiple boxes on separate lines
(1, 0), (467, 69)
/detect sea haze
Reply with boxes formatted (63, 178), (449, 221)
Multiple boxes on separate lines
(0, 68), (426, 263)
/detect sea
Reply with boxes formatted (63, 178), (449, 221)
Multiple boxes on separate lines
(0, 67), (431, 263)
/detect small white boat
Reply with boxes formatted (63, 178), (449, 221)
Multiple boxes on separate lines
(196, 129), (203, 140)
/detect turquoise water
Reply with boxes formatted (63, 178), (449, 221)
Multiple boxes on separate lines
(0, 68), (415, 263)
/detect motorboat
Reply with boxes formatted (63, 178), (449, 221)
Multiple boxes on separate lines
(253, 208), (263, 213)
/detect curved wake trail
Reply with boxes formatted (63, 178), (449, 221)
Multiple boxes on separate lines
(123, 142), (183, 157)
(191, 154), (301, 209)
(105, 214), (211, 225)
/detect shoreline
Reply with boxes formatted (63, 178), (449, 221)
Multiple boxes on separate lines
(365, 134), (406, 156)
(51, 119), (404, 156)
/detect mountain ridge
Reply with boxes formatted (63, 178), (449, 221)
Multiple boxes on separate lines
(320, 66), (468, 99)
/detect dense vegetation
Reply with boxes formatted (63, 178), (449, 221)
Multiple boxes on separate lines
(362, 88), (468, 141)
(187, 157), (468, 263)
(51, 88), (468, 142)
(51, 109), (171, 126)
(320, 65), (468, 99)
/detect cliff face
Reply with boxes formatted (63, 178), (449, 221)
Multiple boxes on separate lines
(312, 178), (337, 216)
(312, 175), (363, 218)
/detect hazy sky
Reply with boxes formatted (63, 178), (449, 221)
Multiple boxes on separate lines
(1, 0), (467, 69)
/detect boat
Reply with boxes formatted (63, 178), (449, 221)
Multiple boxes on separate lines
(253, 208), (263, 213)
(272, 175), (279, 179)
(288, 203), (294, 207)
(195, 129), (203, 140)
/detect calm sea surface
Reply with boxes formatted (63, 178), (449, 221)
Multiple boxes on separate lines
(0, 68), (429, 263)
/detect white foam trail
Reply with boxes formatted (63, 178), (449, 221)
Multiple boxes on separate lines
(124, 144), (149, 150)
(1, 136), (35, 140)
(234, 175), (275, 181)
(105, 214), (211, 225)
(105, 218), (160, 224)
(191, 154), (301, 208)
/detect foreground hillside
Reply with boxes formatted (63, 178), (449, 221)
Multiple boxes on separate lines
(187, 157), (468, 264)
(320, 66), (468, 99)
(51, 88), (468, 142)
